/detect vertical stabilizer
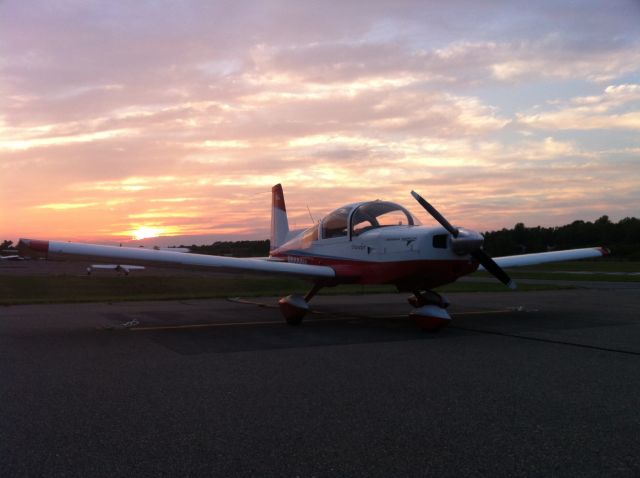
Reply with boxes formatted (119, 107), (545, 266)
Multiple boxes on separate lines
(270, 184), (290, 251)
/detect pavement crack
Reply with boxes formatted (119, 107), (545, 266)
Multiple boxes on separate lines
(450, 325), (640, 356)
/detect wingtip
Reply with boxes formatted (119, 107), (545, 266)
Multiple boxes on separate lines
(508, 280), (517, 290)
(17, 238), (49, 257)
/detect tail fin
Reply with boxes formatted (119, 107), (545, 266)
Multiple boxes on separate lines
(270, 184), (290, 251)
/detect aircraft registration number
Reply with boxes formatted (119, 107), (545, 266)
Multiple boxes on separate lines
(287, 256), (308, 264)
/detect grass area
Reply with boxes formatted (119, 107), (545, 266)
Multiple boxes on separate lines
(0, 275), (307, 305)
(4, 260), (634, 305)
(522, 260), (640, 273)
(0, 274), (570, 305)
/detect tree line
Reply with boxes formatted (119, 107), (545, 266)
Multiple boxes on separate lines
(184, 240), (271, 257)
(482, 216), (640, 260)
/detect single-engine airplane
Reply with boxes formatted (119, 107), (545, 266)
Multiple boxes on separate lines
(18, 184), (608, 330)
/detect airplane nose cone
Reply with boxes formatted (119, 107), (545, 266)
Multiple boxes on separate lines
(450, 228), (484, 255)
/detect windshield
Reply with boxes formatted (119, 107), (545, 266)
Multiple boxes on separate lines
(321, 207), (350, 239)
(351, 201), (418, 237)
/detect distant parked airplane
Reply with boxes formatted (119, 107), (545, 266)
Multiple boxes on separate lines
(1, 249), (24, 261)
(86, 264), (146, 275)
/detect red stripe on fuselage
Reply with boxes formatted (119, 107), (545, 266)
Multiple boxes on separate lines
(275, 253), (478, 289)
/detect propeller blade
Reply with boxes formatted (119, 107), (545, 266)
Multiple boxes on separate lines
(410, 191), (459, 237)
(411, 189), (515, 289)
(472, 249), (517, 289)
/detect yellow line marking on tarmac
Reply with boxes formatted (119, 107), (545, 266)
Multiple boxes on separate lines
(128, 309), (515, 331)
(227, 297), (513, 317)
(131, 321), (277, 331)
(454, 309), (514, 316)
(369, 309), (512, 319)
(130, 316), (346, 331)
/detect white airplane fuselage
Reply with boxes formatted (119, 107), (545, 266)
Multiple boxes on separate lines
(272, 224), (478, 290)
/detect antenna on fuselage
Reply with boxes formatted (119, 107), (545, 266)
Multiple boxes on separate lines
(306, 205), (317, 224)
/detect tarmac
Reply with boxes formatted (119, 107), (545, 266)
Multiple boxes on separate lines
(1, 284), (640, 477)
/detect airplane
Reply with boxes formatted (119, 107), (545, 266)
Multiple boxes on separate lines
(84, 247), (190, 275)
(1, 248), (24, 260)
(1, 254), (25, 261)
(17, 184), (608, 330)
(86, 264), (146, 275)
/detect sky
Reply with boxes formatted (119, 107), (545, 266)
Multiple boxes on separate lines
(1, 0), (639, 245)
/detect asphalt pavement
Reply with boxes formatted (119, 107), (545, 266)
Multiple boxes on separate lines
(1, 286), (640, 477)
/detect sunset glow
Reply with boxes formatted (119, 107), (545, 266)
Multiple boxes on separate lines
(1, 1), (639, 245)
(130, 226), (168, 241)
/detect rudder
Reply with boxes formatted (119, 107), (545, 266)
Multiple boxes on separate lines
(270, 184), (290, 251)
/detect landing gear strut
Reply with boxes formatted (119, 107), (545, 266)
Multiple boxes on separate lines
(409, 290), (451, 331)
(278, 282), (323, 325)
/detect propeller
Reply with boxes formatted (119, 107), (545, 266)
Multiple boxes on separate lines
(411, 190), (516, 289)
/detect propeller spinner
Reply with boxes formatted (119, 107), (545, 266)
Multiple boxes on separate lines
(411, 190), (517, 289)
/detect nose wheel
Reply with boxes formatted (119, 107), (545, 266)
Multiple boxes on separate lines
(409, 290), (451, 331)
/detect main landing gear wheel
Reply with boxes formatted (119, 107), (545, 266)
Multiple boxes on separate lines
(278, 282), (324, 326)
(278, 282), (325, 325)
(278, 294), (309, 325)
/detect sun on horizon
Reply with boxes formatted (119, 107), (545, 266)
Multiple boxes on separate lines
(131, 226), (164, 241)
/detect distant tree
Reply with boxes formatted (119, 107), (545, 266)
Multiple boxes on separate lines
(1, 240), (13, 250)
(187, 240), (270, 257)
(483, 216), (639, 259)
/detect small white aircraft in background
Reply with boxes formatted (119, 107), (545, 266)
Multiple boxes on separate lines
(1, 249), (24, 260)
(18, 184), (608, 330)
(1, 255), (24, 261)
(84, 247), (190, 275)
(86, 264), (146, 275)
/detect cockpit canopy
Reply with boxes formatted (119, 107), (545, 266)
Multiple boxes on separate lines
(321, 201), (420, 239)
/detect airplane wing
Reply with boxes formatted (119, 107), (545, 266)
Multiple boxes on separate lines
(481, 247), (609, 270)
(17, 238), (335, 280)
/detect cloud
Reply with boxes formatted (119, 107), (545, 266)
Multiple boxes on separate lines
(250, 36), (640, 88)
(1, 1), (639, 241)
(517, 84), (640, 130)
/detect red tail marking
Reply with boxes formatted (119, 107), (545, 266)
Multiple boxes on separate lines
(272, 184), (286, 212)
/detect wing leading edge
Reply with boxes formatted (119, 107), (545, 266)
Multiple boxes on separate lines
(17, 239), (335, 280)
(480, 247), (609, 270)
